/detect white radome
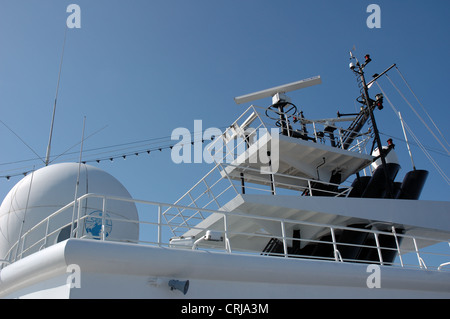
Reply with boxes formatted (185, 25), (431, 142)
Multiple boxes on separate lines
(0, 163), (139, 260)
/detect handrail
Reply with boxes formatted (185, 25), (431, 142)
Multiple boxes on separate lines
(3, 192), (449, 273)
(8, 192), (448, 254)
(438, 262), (450, 271)
(204, 105), (373, 179)
(3, 200), (77, 262)
(162, 105), (374, 236)
(234, 105), (373, 153)
(162, 160), (354, 236)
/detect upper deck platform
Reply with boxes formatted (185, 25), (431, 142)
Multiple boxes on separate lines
(207, 105), (375, 188)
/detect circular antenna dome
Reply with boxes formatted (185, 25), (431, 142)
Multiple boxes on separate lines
(0, 163), (139, 261)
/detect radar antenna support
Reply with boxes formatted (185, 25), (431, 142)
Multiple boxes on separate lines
(234, 76), (321, 137)
(350, 53), (393, 198)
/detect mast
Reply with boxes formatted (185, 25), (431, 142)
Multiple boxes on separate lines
(349, 53), (393, 198)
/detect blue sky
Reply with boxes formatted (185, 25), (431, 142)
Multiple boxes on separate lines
(0, 0), (449, 209)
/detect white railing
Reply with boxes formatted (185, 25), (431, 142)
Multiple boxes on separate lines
(162, 105), (373, 237)
(2, 193), (449, 272)
(219, 105), (373, 157)
(161, 162), (353, 236)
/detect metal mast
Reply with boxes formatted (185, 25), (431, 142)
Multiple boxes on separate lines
(350, 53), (393, 198)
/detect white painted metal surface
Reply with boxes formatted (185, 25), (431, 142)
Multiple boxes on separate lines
(1, 239), (449, 299)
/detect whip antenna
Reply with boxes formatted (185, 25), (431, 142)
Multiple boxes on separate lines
(45, 26), (68, 166)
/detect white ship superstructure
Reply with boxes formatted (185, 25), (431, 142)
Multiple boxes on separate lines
(0, 55), (449, 299)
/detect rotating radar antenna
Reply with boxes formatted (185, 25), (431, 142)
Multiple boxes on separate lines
(234, 76), (322, 136)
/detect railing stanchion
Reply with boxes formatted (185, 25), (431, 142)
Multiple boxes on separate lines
(374, 233), (384, 266)
(281, 221), (288, 258)
(158, 205), (162, 247)
(101, 196), (107, 241)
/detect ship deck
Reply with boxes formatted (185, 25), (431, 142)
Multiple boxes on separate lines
(1, 238), (450, 298)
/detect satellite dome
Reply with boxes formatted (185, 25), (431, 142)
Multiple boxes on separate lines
(0, 163), (139, 261)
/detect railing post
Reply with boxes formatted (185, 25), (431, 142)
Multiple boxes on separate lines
(76, 197), (82, 238)
(158, 205), (162, 247)
(413, 237), (427, 269)
(312, 122), (318, 142)
(330, 227), (342, 262)
(18, 234), (26, 260)
(374, 233), (384, 266)
(70, 200), (76, 239)
(338, 128), (344, 149)
(42, 218), (50, 249)
(281, 221), (288, 258)
(392, 226), (404, 267)
(100, 196), (107, 241)
(223, 213), (231, 253)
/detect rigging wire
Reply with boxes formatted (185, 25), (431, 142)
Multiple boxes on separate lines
(0, 128), (223, 181)
(402, 118), (449, 185)
(385, 73), (450, 156)
(0, 125), (228, 166)
(55, 128), (216, 162)
(13, 166), (35, 259)
(395, 66), (450, 149)
(378, 131), (449, 158)
(376, 82), (450, 185)
(0, 119), (45, 164)
(1, 67), (448, 185)
(47, 124), (108, 165)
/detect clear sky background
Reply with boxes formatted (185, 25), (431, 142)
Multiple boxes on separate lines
(0, 0), (449, 209)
